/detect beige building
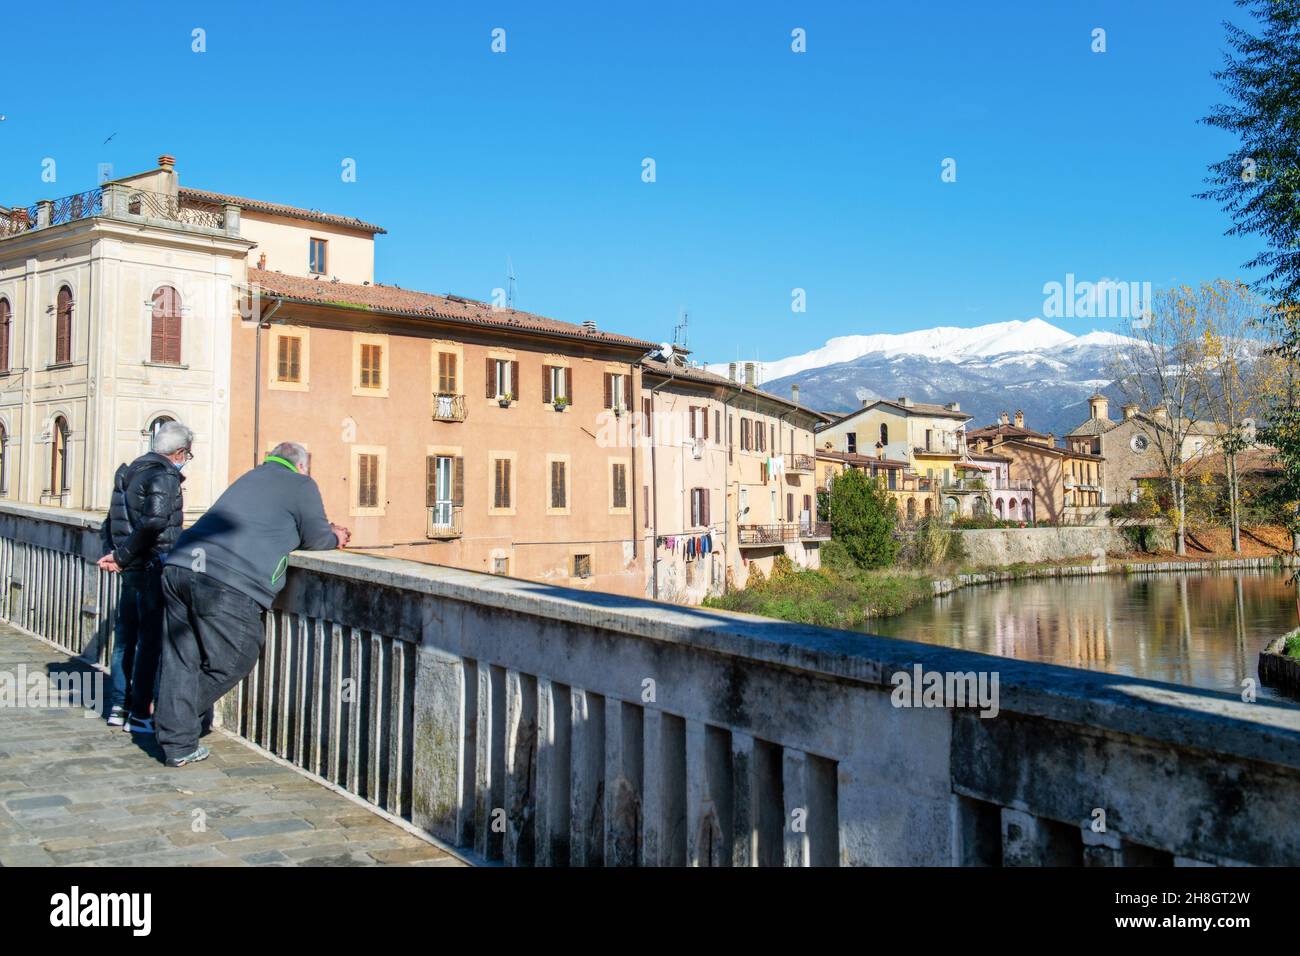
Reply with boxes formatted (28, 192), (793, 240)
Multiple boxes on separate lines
(968, 410), (1104, 522)
(815, 396), (972, 487)
(1065, 394), (1225, 503)
(641, 360), (829, 600)
(0, 156), (250, 517)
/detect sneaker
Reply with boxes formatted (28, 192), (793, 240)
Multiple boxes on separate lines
(106, 706), (127, 728)
(165, 745), (209, 768)
(125, 715), (155, 735)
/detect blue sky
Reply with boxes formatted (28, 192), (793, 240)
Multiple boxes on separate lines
(0, 0), (1254, 363)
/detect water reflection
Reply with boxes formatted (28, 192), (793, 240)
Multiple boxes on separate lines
(868, 571), (1298, 704)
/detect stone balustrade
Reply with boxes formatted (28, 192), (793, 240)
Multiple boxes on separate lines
(2, 500), (1299, 866)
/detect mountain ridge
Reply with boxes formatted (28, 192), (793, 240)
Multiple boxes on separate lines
(703, 319), (1133, 439)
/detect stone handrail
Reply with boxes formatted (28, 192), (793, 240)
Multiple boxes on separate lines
(2, 499), (1299, 866)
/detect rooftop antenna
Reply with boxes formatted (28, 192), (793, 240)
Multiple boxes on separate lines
(506, 256), (516, 309)
(672, 308), (689, 352)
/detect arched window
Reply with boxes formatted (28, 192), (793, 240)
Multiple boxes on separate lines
(55, 286), (73, 365)
(906, 498), (916, 522)
(1022, 498), (1032, 520)
(924, 498), (933, 517)
(151, 286), (182, 364)
(148, 415), (175, 451)
(0, 297), (10, 373)
(50, 416), (69, 497)
(880, 423), (888, 446)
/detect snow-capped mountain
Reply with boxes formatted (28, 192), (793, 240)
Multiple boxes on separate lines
(705, 319), (1137, 438)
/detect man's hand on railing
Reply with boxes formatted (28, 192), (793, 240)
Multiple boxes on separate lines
(96, 553), (121, 574)
(331, 523), (352, 549)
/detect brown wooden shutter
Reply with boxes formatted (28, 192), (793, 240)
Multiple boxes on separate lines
(453, 457), (464, 506)
(643, 397), (652, 437)
(565, 368), (573, 404)
(623, 373), (632, 410)
(787, 493), (794, 522)
(603, 373), (613, 409)
(690, 489), (699, 527)
(55, 288), (72, 364)
(425, 456), (436, 507)
(703, 408), (709, 440)
(689, 406), (696, 438)
(551, 460), (565, 508)
(510, 361), (519, 399)
(486, 357), (496, 398)
(703, 490), (711, 526)
(0, 298), (9, 372)
(542, 366), (552, 404)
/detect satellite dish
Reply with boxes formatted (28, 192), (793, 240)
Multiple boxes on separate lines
(658, 342), (674, 362)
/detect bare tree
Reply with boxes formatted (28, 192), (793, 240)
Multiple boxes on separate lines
(1191, 280), (1277, 552)
(1109, 285), (1210, 556)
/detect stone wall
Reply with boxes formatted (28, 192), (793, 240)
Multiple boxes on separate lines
(3, 500), (1300, 867)
(957, 525), (1171, 566)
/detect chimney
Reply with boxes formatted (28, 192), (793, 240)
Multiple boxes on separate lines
(728, 362), (737, 382)
(157, 154), (176, 170)
(945, 401), (960, 412)
(1088, 393), (1110, 421)
(1151, 406), (1168, 424)
(257, 252), (267, 270)
(897, 396), (913, 408)
(1122, 402), (1138, 420)
(791, 384), (800, 404)
(999, 411), (1009, 426)
(1014, 410), (1024, 429)
(1047, 432), (1056, 447)
(862, 399), (871, 409)
(744, 362), (755, 386)
(582, 319), (597, 333)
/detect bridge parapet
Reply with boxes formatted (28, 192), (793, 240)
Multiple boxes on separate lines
(2, 500), (1298, 866)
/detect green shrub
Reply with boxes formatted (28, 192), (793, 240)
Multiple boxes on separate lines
(827, 468), (900, 569)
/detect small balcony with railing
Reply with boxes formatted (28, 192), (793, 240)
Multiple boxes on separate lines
(432, 393), (467, 423)
(788, 454), (816, 473)
(737, 520), (831, 546)
(1, 183), (239, 242)
(426, 505), (464, 539)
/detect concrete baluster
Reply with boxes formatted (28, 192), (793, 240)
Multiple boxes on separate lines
(603, 698), (643, 866)
(534, 677), (571, 866)
(568, 687), (605, 866)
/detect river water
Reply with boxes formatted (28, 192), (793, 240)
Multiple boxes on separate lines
(867, 570), (1299, 704)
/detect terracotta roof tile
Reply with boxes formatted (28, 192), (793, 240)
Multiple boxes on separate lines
(640, 358), (831, 421)
(247, 269), (656, 350)
(180, 187), (387, 234)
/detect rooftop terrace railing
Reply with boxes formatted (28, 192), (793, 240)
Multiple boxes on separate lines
(2, 499), (1299, 866)
(1, 184), (237, 240)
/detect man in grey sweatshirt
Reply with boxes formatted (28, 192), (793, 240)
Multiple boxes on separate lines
(154, 441), (350, 766)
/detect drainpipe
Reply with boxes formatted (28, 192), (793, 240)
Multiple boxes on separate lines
(251, 296), (283, 467)
(629, 361), (639, 561)
(723, 383), (748, 586)
(646, 363), (683, 600)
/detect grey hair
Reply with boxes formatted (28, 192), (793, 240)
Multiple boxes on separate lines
(269, 441), (309, 472)
(152, 421), (194, 456)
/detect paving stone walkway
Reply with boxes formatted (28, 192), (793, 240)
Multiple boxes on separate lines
(0, 624), (465, 866)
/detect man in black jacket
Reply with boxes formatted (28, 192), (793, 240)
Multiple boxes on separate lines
(98, 421), (192, 734)
(155, 441), (349, 767)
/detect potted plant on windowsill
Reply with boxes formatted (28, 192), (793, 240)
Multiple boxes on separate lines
(498, 392), (513, 408)
(553, 396), (569, 412)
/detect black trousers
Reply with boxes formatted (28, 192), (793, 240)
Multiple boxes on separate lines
(155, 565), (265, 761)
(109, 563), (165, 716)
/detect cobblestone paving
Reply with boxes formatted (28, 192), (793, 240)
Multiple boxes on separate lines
(0, 624), (464, 867)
